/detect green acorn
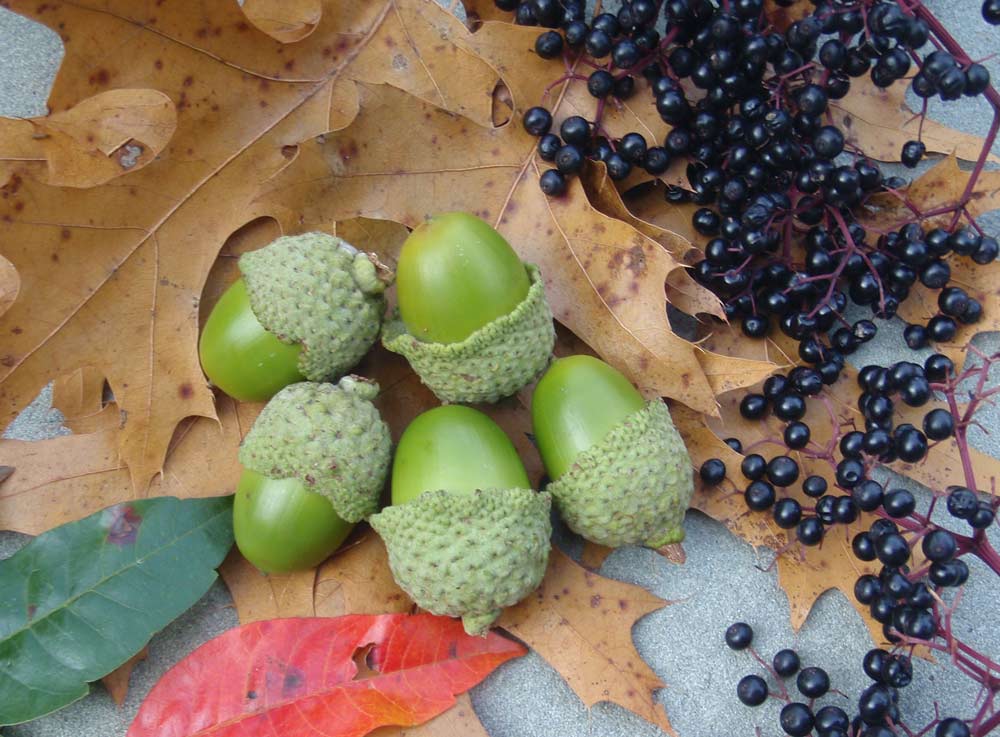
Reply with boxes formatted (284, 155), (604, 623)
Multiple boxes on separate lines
(233, 470), (354, 574)
(531, 355), (694, 549)
(234, 378), (387, 574)
(381, 212), (555, 403)
(370, 405), (552, 636)
(200, 232), (392, 402)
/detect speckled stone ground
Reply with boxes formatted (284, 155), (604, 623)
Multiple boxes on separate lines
(1, 3), (999, 737)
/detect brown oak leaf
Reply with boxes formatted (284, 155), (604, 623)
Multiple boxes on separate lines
(0, 89), (176, 187)
(50, 367), (116, 435)
(863, 155), (1000, 229)
(831, 79), (1000, 164)
(242, 0), (323, 43)
(499, 548), (672, 734)
(370, 694), (490, 737)
(219, 550), (318, 623)
(0, 253), (17, 319)
(0, 396), (254, 535)
(0, 0), (497, 493)
(261, 82), (775, 411)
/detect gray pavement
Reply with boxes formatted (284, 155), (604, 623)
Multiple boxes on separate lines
(2, 2), (1000, 736)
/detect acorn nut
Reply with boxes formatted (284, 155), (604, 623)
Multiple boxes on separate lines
(381, 212), (555, 403)
(370, 405), (552, 636)
(532, 355), (694, 549)
(235, 377), (392, 572)
(200, 232), (392, 402)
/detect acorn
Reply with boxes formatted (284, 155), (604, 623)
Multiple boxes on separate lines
(381, 212), (555, 403)
(200, 232), (392, 402)
(370, 405), (552, 636)
(235, 377), (391, 572)
(531, 355), (694, 549)
(233, 470), (353, 574)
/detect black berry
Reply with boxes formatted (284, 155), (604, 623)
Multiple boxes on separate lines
(796, 666), (830, 698)
(780, 702), (815, 737)
(773, 648), (801, 677)
(700, 458), (727, 486)
(523, 106), (553, 136)
(736, 674), (769, 706)
(725, 621), (754, 650)
(539, 169), (567, 196)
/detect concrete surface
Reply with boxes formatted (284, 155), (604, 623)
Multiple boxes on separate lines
(1, 2), (999, 737)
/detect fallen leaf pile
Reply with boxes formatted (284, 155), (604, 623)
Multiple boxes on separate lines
(1, 1), (999, 735)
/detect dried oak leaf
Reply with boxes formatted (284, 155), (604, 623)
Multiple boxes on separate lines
(830, 78), (1000, 164)
(582, 169), (699, 263)
(764, 0), (811, 29)
(50, 366), (117, 435)
(456, 0), (513, 26)
(0, 89), (176, 187)
(0, 0), (497, 492)
(0, 253), (17, 318)
(261, 82), (775, 411)
(242, 0), (322, 43)
(368, 693), (490, 737)
(499, 548), (672, 734)
(622, 182), (713, 251)
(314, 532), (415, 619)
(0, 396), (256, 535)
(219, 549), (319, 623)
(863, 154), (1000, 229)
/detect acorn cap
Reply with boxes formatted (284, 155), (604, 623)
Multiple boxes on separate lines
(381, 263), (555, 403)
(240, 232), (391, 382)
(547, 399), (694, 549)
(238, 377), (391, 523)
(370, 488), (552, 636)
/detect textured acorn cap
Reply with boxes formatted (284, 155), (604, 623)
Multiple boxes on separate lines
(238, 377), (391, 523)
(547, 399), (693, 549)
(240, 232), (391, 382)
(381, 263), (555, 403)
(370, 488), (552, 636)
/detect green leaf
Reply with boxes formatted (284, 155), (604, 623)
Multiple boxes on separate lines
(0, 495), (234, 725)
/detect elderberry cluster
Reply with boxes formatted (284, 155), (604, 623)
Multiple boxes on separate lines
(726, 624), (848, 735)
(700, 348), (1000, 733)
(501, 0), (999, 733)
(725, 622), (973, 736)
(509, 0), (996, 368)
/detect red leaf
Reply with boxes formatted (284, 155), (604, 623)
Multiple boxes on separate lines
(127, 614), (525, 737)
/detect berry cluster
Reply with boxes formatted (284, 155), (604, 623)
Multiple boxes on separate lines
(511, 0), (997, 373)
(499, 0), (999, 733)
(700, 352), (988, 552)
(725, 621), (979, 737)
(726, 623), (852, 736)
(702, 346), (1000, 735)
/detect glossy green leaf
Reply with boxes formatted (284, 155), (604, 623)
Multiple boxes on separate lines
(0, 495), (234, 725)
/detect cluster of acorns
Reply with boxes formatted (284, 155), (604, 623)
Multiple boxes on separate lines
(199, 212), (694, 634)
